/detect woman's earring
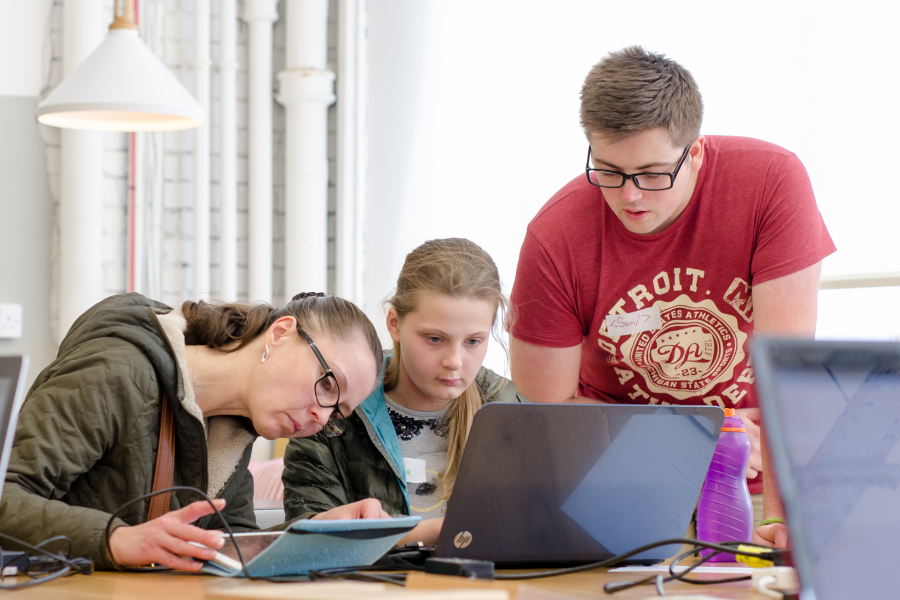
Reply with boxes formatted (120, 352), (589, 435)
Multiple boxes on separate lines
(261, 344), (269, 363)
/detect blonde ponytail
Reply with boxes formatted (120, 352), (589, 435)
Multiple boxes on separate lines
(439, 381), (482, 501)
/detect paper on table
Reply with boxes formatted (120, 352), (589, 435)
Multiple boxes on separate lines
(609, 565), (752, 575)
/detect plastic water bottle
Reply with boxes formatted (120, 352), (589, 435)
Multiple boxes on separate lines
(697, 408), (753, 562)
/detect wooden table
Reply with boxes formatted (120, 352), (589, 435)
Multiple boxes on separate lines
(2, 566), (771, 599)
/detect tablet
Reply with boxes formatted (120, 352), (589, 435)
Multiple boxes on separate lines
(198, 516), (420, 577)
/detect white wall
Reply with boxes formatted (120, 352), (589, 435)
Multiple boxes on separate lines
(0, 97), (56, 387)
(0, 0), (54, 98)
(0, 0), (57, 383)
(366, 0), (900, 369)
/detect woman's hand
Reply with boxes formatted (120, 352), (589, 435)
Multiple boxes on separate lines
(397, 517), (444, 546)
(311, 498), (390, 520)
(753, 522), (789, 549)
(735, 407), (763, 479)
(108, 498), (228, 571)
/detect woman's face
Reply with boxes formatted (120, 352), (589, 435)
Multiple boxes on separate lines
(247, 318), (377, 440)
(387, 291), (496, 411)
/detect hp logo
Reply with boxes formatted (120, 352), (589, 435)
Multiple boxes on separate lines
(453, 531), (473, 549)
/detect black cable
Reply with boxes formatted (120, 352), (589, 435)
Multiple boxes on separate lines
(0, 531), (93, 591)
(668, 544), (755, 586)
(495, 538), (771, 581)
(306, 537), (785, 592)
(603, 539), (787, 594)
(309, 561), (426, 586)
(603, 544), (731, 593)
(33, 534), (74, 555)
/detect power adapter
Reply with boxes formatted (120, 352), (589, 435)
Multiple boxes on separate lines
(425, 557), (495, 580)
(0, 550), (28, 576)
(752, 566), (799, 599)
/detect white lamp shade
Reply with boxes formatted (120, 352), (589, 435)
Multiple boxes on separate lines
(36, 29), (204, 132)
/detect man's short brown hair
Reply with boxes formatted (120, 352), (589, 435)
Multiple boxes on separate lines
(580, 46), (703, 147)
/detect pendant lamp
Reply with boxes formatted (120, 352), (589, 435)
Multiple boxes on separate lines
(36, 1), (203, 132)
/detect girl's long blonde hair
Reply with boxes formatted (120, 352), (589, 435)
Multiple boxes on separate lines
(383, 238), (508, 501)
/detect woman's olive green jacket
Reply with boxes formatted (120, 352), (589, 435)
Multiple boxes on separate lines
(0, 294), (258, 570)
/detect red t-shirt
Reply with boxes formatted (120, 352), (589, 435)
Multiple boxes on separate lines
(510, 136), (835, 493)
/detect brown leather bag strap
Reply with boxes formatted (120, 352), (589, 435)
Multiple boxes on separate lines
(147, 393), (176, 521)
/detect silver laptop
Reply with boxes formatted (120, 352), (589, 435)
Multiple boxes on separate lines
(754, 339), (900, 600)
(0, 356), (28, 506)
(436, 403), (724, 565)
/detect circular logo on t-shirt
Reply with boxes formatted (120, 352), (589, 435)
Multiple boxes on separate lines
(620, 295), (746, 400)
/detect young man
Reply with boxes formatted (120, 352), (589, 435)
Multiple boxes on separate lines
(509, 46), (835, 548)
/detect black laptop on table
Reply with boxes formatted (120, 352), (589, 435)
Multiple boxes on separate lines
(754, 338), (900, 600)
(436, 403), (724, 566)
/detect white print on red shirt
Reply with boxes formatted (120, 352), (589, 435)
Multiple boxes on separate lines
(596, 267), (754, 407)
(620, 296), (747, 400)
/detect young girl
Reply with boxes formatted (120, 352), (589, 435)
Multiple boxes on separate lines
(282, 238), (528, 543)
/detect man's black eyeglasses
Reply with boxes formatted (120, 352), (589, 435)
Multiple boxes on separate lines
(585, 144), (691, 191)
(296, 325), (346, 438)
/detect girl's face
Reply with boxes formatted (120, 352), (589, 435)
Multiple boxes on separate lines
(247, 318), (377, 440)
(387, 291), (496, 411)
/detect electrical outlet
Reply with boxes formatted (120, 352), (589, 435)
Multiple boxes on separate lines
(0, 304), (23, 339)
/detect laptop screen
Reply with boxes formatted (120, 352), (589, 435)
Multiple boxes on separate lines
(437, 403), (724, 565)
(0, 356), (28, 508)
(754, 340), (900, 600)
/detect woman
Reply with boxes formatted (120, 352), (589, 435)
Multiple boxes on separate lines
(282, 239), (529, 545)
(0, 292), (387, 571)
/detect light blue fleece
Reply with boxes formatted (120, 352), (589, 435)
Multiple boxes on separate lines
(357, 356), (410, 512)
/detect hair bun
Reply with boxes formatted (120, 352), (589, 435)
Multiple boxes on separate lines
(292, 292), (326, 302)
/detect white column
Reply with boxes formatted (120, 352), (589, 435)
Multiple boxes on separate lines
(132, 131), (145, 293)
(277, 0), (335, 297)
(143, 0), (166, 301)
(244, 0), (279, 462)
(335, 0), (367, 308)
(220, 0), (238, 301)
(149, 129), (165, 300)
(58, 0), (105, 340)
(193, 0), (211, 301)
(243, 0), (279, 304)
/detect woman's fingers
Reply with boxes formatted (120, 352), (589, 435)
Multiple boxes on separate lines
(144, 547), (207, 572)
(356, 498), (390, 519)
(163, 499), (228, 549)
(108, 498), (228, 569)
(108, 524), (205, 569)
(170, 498), (227, 524)
(164, 518), (225, 550)
(313, 498), (390, 520)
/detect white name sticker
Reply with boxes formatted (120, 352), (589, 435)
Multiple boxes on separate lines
(403, 457), (427, 483)
(605, 306), (662, 337)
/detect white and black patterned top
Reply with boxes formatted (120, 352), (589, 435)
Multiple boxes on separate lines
(384, 395), (451, 519)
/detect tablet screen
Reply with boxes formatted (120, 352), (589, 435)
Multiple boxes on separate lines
(217, 532), (283, 564)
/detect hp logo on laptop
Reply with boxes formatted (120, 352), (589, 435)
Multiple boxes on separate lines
(453, 531), (473, 549)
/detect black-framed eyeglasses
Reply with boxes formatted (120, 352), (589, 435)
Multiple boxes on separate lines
(296, 325), (346, 438)
(585, 144), (691, 191)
